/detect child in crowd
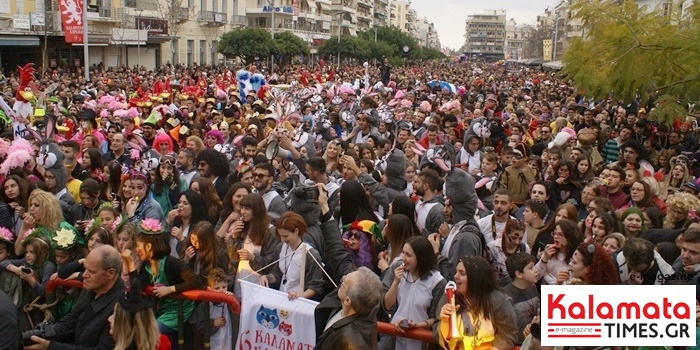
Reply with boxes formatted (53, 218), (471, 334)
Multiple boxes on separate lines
(191, 268), (233, 350)
(504, 252), (540, 345)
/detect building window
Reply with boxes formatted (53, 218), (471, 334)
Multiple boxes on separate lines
(173, 39), (180, 64)
(200, 40), (206, 63)
(187, 40), (194, 65)
(124, 0), (136, 7)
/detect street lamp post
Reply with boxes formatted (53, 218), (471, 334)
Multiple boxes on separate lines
(269, 0), (275, 74)
(337, 14), (341, 67)
(136, 9), (144, 69)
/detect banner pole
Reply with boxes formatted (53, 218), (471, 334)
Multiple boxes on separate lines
(299, 244), (306, 294)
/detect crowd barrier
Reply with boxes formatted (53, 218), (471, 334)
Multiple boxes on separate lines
(45, 278), (436, 348)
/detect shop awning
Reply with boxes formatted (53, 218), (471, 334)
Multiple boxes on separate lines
(0, 35), (40, 46)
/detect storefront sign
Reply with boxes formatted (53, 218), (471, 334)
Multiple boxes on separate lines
(30, 12), (45, 26)
(136, 17), (168, 35)
(13, 14), (30, 29)
(263, 5), (294, 14)
(58, 0), (84, 43)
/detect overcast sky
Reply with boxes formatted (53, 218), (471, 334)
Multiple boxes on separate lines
(410, 0), (556, 49)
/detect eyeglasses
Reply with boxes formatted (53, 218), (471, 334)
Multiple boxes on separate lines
(198, 162), (208, 167)
(253, 173), (269, 179)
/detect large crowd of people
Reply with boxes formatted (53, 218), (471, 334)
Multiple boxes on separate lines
(0, 58), (698, 350)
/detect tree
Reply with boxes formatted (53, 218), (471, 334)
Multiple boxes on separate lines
(358, 26), (418, 58)
(523, 25), (550, 60)
(317, 36), (370, 61)
(562, 0), (700, 124)
(272, 31), (311, 65)
(218, 28), (274, 64)
(159, 0), (196, 65)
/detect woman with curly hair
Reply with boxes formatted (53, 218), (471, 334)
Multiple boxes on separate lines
(15, 190), (64, 256)
(567, 243), (620, 285)
(663, 192), (700, 230)
(189, 177), (222, 225)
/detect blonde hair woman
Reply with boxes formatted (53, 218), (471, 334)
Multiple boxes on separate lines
(322, 139), (343, 175)
(16, 190), (64, 255)
(109, 278), (169, 350)
(662, 161), (691, 196)
(185, 136), (205, 158)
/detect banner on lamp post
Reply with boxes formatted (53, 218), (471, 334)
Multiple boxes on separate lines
(58, 0), (84, 43)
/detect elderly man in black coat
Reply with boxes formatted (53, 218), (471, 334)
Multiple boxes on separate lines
(24, 245), (125, 350)
(312, 184), (383, 350)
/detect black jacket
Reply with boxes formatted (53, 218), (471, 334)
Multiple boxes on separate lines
(315, 290), (378, 350)
(46, 278), (125, 350)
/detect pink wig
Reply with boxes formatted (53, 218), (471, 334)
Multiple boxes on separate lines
(154, 133), (173, 153)
(205, 130), (224, 146)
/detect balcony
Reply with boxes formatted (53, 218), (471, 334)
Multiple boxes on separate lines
(87, 7), (124, 22)
(173, 7), (190, 23)
(123, 0), (159, 11)
(230, 15), (246, 27)
(199, 11), (227, 26)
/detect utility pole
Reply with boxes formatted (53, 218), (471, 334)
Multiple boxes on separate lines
(270, 0), (274, 74)
(136, 9), (144, 69)
(83, 0), (89, 81)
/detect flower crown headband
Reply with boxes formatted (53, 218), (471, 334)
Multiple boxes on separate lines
(140, 218), (163, 235)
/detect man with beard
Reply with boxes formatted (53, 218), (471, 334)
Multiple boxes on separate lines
(413, 168), (445, 236)
(252, 162), (287, 221)
(478, 189), (516, 247)
(140, 115), (157, 148)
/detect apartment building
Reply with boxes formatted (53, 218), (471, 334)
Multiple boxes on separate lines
(464, 9), (506, 61)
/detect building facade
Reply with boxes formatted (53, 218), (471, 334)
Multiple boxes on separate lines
(0, 0), (438, 71)
(464, 9), (506, 61)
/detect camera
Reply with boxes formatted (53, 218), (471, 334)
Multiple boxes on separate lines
(22, 329), (43, 346)
(292, 185), (319, 203)
(21, 267), (32, 274)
